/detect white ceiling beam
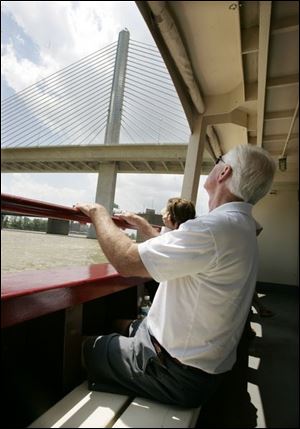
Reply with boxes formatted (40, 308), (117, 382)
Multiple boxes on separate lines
(135, 1), (197, 129)
(267, 74), (299, 89)
(264, 133), (299, 142)
(264, 110), (295, 121)
(249, 133), (299, 145)
(271, 15), (299, 36)
(256, 1), (272, 147)
(147, 1), (205, 115)
(280, 100), (299, 157)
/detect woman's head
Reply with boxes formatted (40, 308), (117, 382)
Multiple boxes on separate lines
(161, 197), (196, 229)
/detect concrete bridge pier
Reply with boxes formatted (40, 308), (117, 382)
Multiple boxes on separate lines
(88, 29), (129, 239)
(95, 162), (117, 215)
(88, 162), (117, 238)
(47, 219), (70, 235)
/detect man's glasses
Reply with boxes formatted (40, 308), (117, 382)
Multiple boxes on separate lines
(215, 156), (225, 165)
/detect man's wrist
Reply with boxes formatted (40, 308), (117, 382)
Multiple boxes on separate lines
(90, 205), (108, 221)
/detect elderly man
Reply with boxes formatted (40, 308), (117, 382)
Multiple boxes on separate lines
(75, 144), (276, 408)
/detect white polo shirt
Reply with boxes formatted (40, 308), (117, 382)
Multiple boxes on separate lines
(138, 202), (258, 374)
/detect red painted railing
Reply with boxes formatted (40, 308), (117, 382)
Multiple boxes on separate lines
(1, 193), (156, 328)
(1, 193), (137, 229)
(1, 264), (144, 328)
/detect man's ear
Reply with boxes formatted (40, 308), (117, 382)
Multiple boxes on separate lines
(218, 165), (232, 183)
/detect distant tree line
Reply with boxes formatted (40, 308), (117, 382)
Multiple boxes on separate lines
(2, 215), (138, 240)
(2, 215), (47, 232)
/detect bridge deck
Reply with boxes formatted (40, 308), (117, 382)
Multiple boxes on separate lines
(1, 143), (214, 174)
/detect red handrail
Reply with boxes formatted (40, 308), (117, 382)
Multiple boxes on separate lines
(1, 193), (161, 230)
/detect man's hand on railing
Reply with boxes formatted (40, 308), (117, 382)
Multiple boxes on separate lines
(75, 202), (151, 278)
(75, 203), (129, 231)
(74, 202), (107, 221)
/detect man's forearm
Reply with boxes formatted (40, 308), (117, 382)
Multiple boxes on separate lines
(91, 207), (150, 278)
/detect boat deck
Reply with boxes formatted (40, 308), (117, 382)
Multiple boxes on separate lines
(197, 283), (299, 428)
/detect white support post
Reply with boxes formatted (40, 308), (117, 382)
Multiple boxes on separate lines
(181, 115), (207, 203)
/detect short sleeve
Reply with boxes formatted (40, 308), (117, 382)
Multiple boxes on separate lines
(138, 221), (217, 282)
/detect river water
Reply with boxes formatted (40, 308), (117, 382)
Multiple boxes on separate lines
(1, 229), (108, 273)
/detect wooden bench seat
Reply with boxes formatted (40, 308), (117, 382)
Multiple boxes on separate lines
(28, 381), (201, 428)
(28, 381), (131, 428)
(112, 397), (201, 428)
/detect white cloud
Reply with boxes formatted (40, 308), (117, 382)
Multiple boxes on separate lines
(2, 1), (154, 93)
(1, 173), (90, 206)
(115, 173), (209, 215)
(115, 173), (184, 213)
(15, 34), (25, 45)
(1, 42), (58, 92)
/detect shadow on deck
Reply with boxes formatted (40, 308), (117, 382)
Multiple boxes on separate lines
(197, 283), (299, 428)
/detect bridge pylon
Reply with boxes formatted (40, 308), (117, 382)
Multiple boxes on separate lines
(88, 29), (130, 238)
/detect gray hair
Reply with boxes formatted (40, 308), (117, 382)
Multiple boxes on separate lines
(223, 144), (276, 205)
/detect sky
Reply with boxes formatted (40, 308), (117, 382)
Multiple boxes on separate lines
(1, 1), (209, 215)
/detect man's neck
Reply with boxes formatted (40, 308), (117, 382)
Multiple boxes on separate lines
(208, 189), (243, 212)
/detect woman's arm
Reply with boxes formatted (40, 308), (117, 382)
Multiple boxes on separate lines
(118, 212), (160, 239)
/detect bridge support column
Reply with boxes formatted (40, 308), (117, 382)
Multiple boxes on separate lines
(95, 162), (118, 212)
(88, 162), (117, 238)
(181, 115), (207, 203)
(47, 219), (70, 235)
(88, 29), (129, 239)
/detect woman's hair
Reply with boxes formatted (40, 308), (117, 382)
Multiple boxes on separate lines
(166, 197), (196, 226)
(223, 144), (276, 205)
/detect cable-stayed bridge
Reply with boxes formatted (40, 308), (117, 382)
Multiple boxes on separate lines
(1, 31), (209, 177)
(1, 29), (220, 232)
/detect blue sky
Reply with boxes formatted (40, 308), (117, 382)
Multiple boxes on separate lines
(1, 1), (209, 214)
